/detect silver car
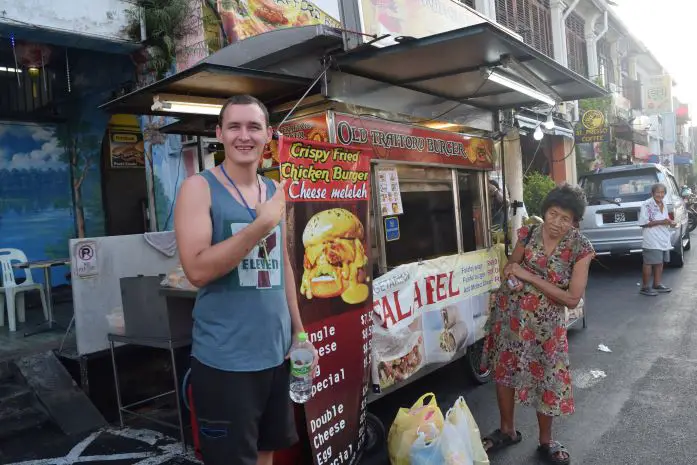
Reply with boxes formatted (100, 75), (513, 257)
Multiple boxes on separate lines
(578, 163), (691, 267)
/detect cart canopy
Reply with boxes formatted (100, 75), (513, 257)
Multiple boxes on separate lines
(334, 22), (607, 110)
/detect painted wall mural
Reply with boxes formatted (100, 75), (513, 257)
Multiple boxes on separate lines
(0, 46), (133, 286)
(142, 115), (187, 232)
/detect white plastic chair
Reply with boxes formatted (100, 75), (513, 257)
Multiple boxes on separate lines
(0, 248), (48, 332)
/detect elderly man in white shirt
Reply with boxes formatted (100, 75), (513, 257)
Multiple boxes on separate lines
(638, 183), (677, 296)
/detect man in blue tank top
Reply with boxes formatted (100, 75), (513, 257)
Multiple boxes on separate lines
(174, 95), (317, 465)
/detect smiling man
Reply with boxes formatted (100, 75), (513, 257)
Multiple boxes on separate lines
(174, 94), (317, 465)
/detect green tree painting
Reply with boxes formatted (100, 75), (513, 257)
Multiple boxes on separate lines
(55, 119), (100, 239)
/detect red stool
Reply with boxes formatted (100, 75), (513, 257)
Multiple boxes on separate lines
(187, 384), (203, 461)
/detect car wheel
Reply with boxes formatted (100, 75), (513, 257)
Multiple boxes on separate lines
(466, 340), (491, 384)
(670, 235), (685, 268)
(363, 412), (386, 454)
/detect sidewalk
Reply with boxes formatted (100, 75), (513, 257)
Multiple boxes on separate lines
(1, 426), (200, 465)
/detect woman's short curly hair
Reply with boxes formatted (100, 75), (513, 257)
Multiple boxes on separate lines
(540, 182), (587, 222)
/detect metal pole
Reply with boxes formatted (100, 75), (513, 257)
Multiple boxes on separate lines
(110, 340), (125, 428)
(497, 112), (510, 256)
(170, 342), (187, 453)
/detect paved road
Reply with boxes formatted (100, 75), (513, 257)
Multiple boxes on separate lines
(369, 252), (697, 465)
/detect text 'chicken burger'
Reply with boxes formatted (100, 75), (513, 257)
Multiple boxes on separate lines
(300, 208), (369, 305)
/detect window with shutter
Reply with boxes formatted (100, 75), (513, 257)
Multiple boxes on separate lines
(495, 0), (553, 57)
(565, 13), (588, 77)
(597, 39), (614, 87)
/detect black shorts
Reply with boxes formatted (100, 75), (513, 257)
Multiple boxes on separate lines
(190, 357), (299, 465)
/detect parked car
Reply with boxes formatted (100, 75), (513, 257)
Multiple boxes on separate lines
(578, 163), (690, 267)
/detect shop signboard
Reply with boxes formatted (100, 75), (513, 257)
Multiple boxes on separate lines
(217, 0), (339, 45)
(643, 75), (673, 115)
(340, 0), (519, 48)
(371, 250), (501, 390)
(260, 113), (330, 171)
(332, 113), (494, 170)
(109, 131), (145, 168)
(279, 137), (373, 465)
(574, 109), (610, 144)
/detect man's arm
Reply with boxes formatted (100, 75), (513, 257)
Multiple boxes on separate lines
(174, 175), (276, 288)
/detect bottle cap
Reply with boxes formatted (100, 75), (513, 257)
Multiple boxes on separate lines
(297, 332), (308, 342)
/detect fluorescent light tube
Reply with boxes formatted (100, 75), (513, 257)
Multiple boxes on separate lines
(152, 95), (223, 116)
(485, 69), (556, 106)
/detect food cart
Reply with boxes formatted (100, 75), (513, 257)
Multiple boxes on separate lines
(96, 5), (605, 463)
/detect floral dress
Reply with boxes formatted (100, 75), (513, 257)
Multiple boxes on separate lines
(480, 225), (594, 416)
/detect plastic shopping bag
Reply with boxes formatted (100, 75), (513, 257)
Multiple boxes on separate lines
(439, 418), (474, 465)
(409, 424), (444, 465)
(160, 263), (198, 291)
(387, 393), (445, 465)
(409, 408), (475, 465)
(448, 397), (490, 465)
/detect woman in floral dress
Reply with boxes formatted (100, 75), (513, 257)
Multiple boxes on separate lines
(480, 184), (594, 465)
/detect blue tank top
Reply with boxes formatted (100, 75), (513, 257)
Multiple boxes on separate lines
(191, 170), (291, 372)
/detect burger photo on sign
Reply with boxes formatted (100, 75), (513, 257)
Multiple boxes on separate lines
(299, 208), (369, 305)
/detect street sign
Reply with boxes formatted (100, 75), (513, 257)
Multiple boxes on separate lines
(384, 216), (400, 242)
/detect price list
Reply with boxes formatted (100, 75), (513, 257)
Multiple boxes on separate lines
(304, 305), (374, 465)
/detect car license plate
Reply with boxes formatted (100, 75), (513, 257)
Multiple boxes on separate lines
(614, 212), (626, 223)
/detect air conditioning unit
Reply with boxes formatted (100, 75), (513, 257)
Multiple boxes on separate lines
(181, 135), (198, 145)
(559, 102), (579, 123)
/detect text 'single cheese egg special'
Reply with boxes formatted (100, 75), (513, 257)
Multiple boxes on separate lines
(300, 208), (369, 304)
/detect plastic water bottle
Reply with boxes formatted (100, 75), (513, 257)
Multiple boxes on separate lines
(289, 332), (314, 403)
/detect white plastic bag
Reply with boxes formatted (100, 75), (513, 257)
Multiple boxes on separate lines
(409, 424), (445, 465)
(448, 397), (490, 465)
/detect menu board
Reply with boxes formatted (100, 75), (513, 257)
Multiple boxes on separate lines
(109, 131), (145, 168)
(279, 137), (374, 465)
(376, 166), (404, 216)
(371, 250), (502, 390)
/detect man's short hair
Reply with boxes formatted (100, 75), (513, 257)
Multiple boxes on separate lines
(217, 95), (270, 127)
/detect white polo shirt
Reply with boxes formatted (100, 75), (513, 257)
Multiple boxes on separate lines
(638, 197), (673, 251)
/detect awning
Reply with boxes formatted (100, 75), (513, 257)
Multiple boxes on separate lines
(98, 63), (313, 116)
(334, 22), (607, 110)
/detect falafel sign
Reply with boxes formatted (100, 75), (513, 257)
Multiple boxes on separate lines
(371, 250), (501, 391)
(279, 136), (374, 465)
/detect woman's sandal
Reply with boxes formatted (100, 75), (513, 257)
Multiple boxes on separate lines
(537, 441), (571, 465)
(481, 429), (522, 453)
